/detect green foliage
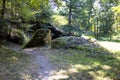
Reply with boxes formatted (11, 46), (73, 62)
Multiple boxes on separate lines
(56, 0), (120, 41)
(89, 0), (120, 39)
(62, 24), (82, 36)
(0, 0), (120, 41)
(20, 0), (50, 21)
(112, 5), (120, 34)
(98, 34), (120, 42)
(0, 0), (56, 21)
(93, 9), (114, 36)
(35, 5), (53, 23)
(52, 14), (68, 27)
(62, 0), (94, 29)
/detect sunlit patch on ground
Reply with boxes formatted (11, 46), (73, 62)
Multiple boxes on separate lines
(98, 41), (120, 52)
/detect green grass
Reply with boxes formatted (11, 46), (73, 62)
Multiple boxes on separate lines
(44, 47), (120, 80)
(98, 35), (120, 42)
(0, 45), (31, 80)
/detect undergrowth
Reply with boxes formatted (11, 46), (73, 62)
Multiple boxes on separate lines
(45, 46), (120, 80)
(0, 45), (31, 80)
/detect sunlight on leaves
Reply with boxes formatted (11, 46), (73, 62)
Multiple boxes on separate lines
(52, 14), (68, 27)
(101, 65), (111, 70)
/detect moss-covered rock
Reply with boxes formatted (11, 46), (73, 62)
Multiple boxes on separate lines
(51, 36), (98, 49)
(8, 28), (25, 44)
(23, 29), (51, 48)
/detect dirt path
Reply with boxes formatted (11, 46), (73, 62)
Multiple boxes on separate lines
(98, 41), (120, 52)
(5, 42), (67, 80)
(23, 47), (57, 80)
(4, 42), (55, 79)
(82, 35), (120, 52)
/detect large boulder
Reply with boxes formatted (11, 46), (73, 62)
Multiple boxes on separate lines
(29, 22), (69, 39)
(51, 36), (97, 49)
(23, 29), (51, 49)
(8, 28), (25, 44)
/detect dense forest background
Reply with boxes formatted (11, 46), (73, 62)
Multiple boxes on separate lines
(0, 0), (120, 44)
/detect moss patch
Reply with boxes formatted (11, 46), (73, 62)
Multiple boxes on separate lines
(23, 29), (51, 49)
(51, 36), (98, 49)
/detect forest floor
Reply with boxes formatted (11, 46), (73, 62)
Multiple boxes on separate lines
(6, 42), (68, 80)
(4, 40), (120, 80)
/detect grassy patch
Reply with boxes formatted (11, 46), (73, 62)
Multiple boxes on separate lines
(44, 47), (120, 80)
(98, 35), (120, 42)
(0, 45), (31, 80)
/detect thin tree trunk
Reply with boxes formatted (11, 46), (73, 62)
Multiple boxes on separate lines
(68, 0), (72, 26)
(1, 0), (6, 18)
(0, 0), (6, 44)
(94, 18), (96, 38)
(0, 33), (1, 45)
(96, 18), (99, 39)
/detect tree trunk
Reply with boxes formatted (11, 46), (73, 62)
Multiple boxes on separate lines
(95, 27), (98, 39)
(1, 0), (6, 18)
(68, 0), (72, 26)
(0, 35), (2, 45)
(0, 0), (6, 44)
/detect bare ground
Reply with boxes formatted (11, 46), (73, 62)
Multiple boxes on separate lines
(22, 47), (58, 80)
(98, 41), (120, 52)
